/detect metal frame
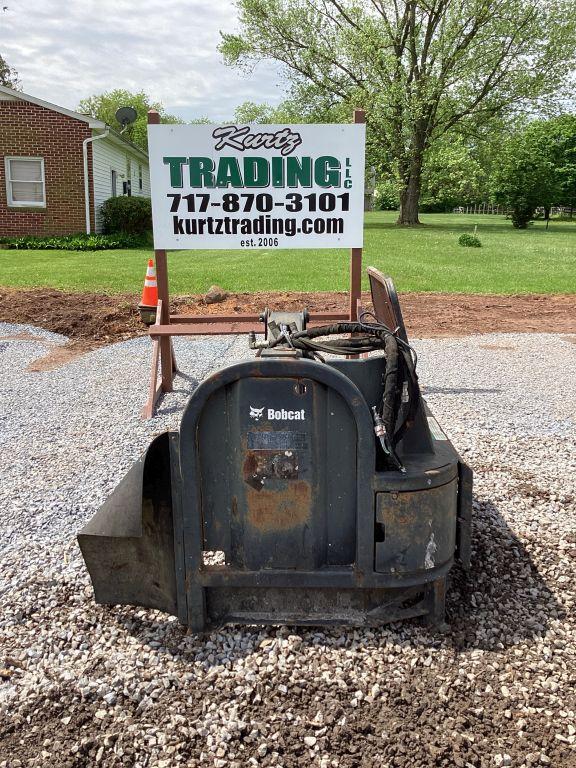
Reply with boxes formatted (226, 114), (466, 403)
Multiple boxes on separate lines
(174, 357), (456, 631)
(143, 108), (367, 418)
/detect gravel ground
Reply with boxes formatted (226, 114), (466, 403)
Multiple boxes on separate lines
(0, 327), (575, 768)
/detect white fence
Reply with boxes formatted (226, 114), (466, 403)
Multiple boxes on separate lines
(453, 203), (505, 214)
(454, 203), (574, 217)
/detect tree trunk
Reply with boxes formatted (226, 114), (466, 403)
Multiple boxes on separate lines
(397, 137), (425, 226)
(397, 174), (422, 225)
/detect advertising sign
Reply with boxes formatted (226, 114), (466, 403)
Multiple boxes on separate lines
(148, 123), (366, 250)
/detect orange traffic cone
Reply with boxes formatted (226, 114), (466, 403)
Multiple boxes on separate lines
(138, 259), (158, 325)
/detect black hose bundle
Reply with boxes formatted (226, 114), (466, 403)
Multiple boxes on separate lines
(262, 316), (420, 471)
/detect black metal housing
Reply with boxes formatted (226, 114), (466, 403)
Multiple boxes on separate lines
(78, 273), (472, 629)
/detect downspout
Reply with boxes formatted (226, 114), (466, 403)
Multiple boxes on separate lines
(83, 127), (110, 234)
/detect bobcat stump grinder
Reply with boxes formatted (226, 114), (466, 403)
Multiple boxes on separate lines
(78, 269), (472, 630)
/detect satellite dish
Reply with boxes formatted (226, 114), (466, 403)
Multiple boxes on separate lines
(115, 106), (138, 131)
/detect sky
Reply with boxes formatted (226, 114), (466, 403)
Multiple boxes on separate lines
(1, 0), (286, 121)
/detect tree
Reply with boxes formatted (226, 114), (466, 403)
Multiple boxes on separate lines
(234, 101), (286, 123)
(550, 115), (576, 214)
(221, 0), (576, 225)
(492, 114), (576, 226)
(234, 81), (348, 124)
(0, 54), (20, 88)
(492, 135), (553, 227)
(78, 90), (184, 151)
(420, 137), (486, 212)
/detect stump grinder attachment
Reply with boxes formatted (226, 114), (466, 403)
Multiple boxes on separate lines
(78, 269), (472, 630)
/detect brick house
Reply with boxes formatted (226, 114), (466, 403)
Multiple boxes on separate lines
(0, 85), (150, 237)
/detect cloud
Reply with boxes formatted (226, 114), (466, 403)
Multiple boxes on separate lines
(1, 0), (286, 120)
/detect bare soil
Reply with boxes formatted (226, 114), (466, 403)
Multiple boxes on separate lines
(2, 287), (575, 369)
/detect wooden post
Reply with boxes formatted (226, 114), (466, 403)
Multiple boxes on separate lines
(148, 110), (173, 393)
(349, 108), (366, 321)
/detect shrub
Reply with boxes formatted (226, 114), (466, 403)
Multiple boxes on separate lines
(374, 179), (400, 210)
(458, 233), (482, 248)
(100, 196), (152, 234)
(0, 233), (144, 250)
(510, 206), (534, 228)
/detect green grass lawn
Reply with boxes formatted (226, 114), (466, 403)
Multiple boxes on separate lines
(2, 212), (575, 294)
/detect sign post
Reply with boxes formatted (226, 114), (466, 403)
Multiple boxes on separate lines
(143, 110), (366, 417)
(148, 110), (174, 397)
(350, 109), (366, 321)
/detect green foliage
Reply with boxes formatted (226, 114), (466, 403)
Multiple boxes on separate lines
(0, 54), (20, 88)
(510, 206), (535, 228)
(78, 90), (184, 151)
(458, 233), (482, 248)
(421, 138), (487, 212)
(374, 179), (400, 210)
(221, 0), (576, 224)
(234, 101), (286, 123)
(491, 115), (576, 227)
(100, 197), (152, 235)
(548, 115), (576, 210)
(235, 82), (349, 126)
(0, 233), (143, 251)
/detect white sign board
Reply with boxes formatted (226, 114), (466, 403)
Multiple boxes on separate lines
(148, 123), (366, 250)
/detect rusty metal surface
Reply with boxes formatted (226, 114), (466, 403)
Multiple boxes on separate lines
(245, 481), (312, 532)
(230, 376), (318, 570)
(243, 450), (300, 486)
(375, 481), (458, 574)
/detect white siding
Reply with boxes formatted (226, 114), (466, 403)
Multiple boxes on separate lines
(91, 137), (150, 232)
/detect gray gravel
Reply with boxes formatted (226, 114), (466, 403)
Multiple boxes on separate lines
(0, 328), (575, 768)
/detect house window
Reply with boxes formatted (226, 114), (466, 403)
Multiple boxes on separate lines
(139, 164), (143, 191)
(5, 157), (46, 207)
(111, 170), (117, 197)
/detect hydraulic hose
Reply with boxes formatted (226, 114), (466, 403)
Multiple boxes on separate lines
(255, 320), (420, 470)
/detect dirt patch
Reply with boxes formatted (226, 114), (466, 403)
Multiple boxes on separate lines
(0, 330), (89, 372)
(26, 344), (89, 372)
(0, 331), (47, 343)
(2, 287), (576, 360)
(2, 288), (145, 347)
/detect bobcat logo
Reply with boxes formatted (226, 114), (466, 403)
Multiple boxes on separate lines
(249, 406), (265, 421)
